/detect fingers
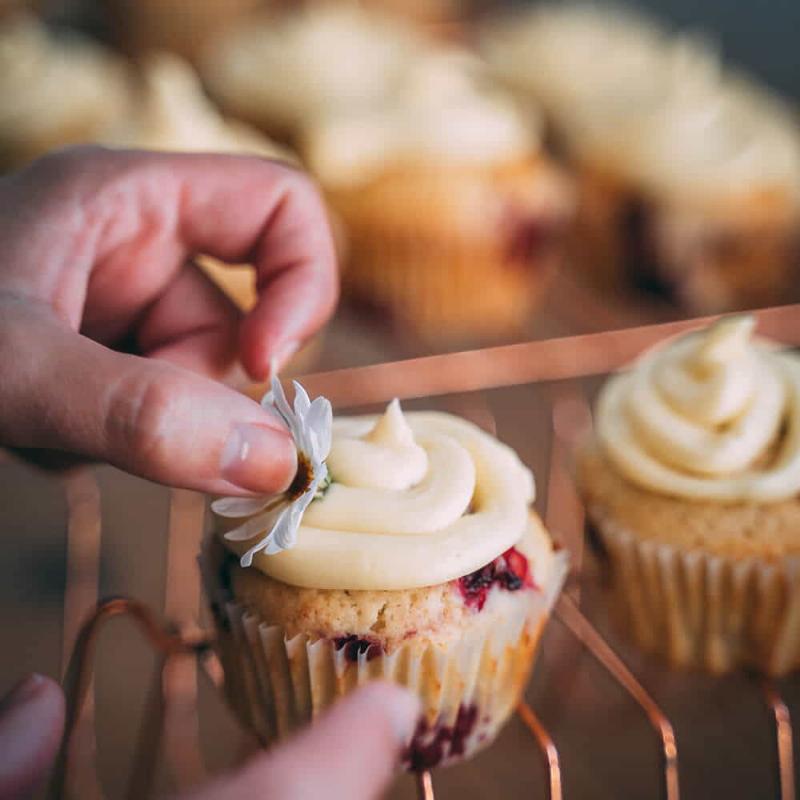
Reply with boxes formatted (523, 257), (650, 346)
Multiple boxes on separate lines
(184, 683), (419, 800)
(239, 173), (339, 379)
(0, 674), (65, 800)
(0, 300), (296, 495)
(4, 147), (337, 380)
(137, 261), (242, 381)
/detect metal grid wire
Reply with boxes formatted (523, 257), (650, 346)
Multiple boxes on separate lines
(50, 304), (800, 800)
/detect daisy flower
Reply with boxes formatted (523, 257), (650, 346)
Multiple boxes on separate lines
(211, 375), (332, 567)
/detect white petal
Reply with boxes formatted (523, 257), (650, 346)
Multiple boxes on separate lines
(238, 505), (291, 564)
(211, 496), (270, 518)
(269, 375), (294, 427)
(265, 504), (300, 553)
(292, 381), (311, 418)
(223, 508), (282, 542)
(306, 397), (333, 460)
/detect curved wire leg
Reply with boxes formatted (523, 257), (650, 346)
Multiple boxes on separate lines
(762, 680), (795, 800)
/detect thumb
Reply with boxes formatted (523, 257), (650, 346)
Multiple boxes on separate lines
(186, 683), (420, 800)
(0, 303), (295, 495)
(0, 674), (65, 800)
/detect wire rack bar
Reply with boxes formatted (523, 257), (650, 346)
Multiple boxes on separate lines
(517, 701), (563, 800)
(555, 594), (680, 800)
(762, 681), (796, 800)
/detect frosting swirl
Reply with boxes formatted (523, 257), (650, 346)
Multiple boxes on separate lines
(104, 54), (291, 160)
(596, 316), (800, 502)
(303, 48), (536, 187)
(222, 402), (548, 590)
(0, 15), (130, 150)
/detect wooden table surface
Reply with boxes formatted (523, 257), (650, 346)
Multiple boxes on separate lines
(2, 274), (798, 799)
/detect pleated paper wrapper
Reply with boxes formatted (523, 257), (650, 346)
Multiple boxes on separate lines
(200, 548), (568, 768)
(591, 511), (800, 675)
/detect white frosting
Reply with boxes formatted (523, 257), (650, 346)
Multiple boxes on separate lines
(224, 403), (552, 590)
(0, 15), (130, 151)
(104, 53), (291, 160)
(596, 316), (800, 502)
(482, 4), (720, 148)
(203, 6), (418, 130)
(624, 79), (800, 202)
(304, 48), (537, 186)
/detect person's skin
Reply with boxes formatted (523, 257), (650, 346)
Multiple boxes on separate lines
(0, 144), (338, 495)
(0, 148), (420, 798)
(0, 674), (419, 799)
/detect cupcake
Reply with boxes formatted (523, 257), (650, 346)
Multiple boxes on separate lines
(480, 4), (722, 294)
(201, 5), (420, 146)
(578, 315), (800, 675)
(203, 382), (567, 768)
(618, 80), (800, 313)
(0, 14), (132, 170)
(303, 48), (574, 341)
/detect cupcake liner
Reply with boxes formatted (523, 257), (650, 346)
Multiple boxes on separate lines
(328, 160), (573, 340)
(201, 549), (568, 768)
(591, 511), (800, 675)
(342, 223), (560, 339)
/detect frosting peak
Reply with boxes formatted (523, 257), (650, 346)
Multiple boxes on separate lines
(326, 399), (429, 491)
(596, 316), (800, 501)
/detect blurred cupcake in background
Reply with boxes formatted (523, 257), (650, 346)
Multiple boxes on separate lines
(201, 4), (420, 145)
(578, 316), (800, 674)
(0, 13), (131, 170)
(303, 47), (574, 342)
(620, 80), (800, 313)
(481, 3), (723, 295)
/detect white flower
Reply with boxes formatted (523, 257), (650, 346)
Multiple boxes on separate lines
(211, 375), (332, 567)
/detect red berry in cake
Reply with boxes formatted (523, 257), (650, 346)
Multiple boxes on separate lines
(456, 547), (536, 610)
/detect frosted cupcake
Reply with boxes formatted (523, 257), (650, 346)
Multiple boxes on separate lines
(481, 4), (722, 293)
(201, 5), (419, 145)
(304, 48), (573, 340)
(578, 315), (800, 674)
(619, 81), (800, 312)
(203, 383), (566, 768)
(482, 5), (800, 310)
(0, 14), (131, 170)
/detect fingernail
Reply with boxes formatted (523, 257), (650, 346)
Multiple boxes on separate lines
(273, 340), (300, 373)
(221, 423), (297, 494)
(2, 674), (45, 711)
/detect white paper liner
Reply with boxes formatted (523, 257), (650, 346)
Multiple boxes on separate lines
(591, 511), (800, 675)
(201, 549), (567, 768)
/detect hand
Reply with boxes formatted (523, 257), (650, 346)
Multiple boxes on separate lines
(0, 676), (418, 800)
(0, 146), (338, 495)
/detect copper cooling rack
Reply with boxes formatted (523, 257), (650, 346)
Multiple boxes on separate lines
(49, 304), (800, 799)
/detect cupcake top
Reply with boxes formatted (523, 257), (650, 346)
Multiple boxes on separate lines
(480, 3), (720, 153)
(104, 53), (293, 160)
(302, 47), (538, 187)
(202, 5), (419, 133)
(622, 79), (800, 205)
(0, 14), (130, 152)
(595, 316), (800, 503)
(217, 399), (553, 591)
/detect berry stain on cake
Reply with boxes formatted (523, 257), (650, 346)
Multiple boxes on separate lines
(404, 704), (480, 771)
(457, 547), (537, 611)
(333, 634), (383, 662)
